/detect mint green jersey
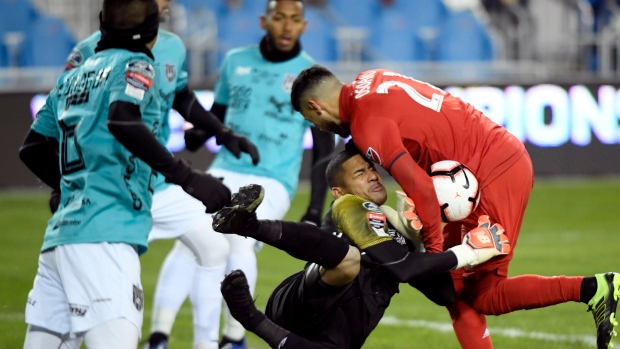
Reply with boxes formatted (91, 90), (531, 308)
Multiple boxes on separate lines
(210, 46), (315, 199)
(32, 49), (161, 254)
(67, 29), (188, 191)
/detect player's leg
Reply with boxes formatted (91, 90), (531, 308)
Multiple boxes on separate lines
(58, 243), (144, 349)
(82, 318), (140, 349)
(180, 218), (230, 349)
(446, 269), (493, 349)
(146, 184), (228, 349)
(215, 173), (291, 348)
(221, 270), (341, 349)
(24, 249), (78, 349)
(23, 325), (83, 349)
(149, 240), (196, 348)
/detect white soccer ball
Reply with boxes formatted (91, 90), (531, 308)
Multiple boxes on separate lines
(428, 160), (481, 222)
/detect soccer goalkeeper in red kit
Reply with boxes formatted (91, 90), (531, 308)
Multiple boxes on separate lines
(289, 64), (619, 349)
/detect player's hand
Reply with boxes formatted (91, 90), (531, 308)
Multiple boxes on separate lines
(49, 189), (61, 213)
(165, 159), (231, 213)
(448, 215), (510, 269)
(332, 194), (392, 250)
(216, 128), (260, 165)
(380, 190), (424, 251)
(300, 207), (322, 226)
(184, 128), (210, 152)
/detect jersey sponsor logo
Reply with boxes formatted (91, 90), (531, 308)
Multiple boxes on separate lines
(165, 63), (176, 82)
(68, 303), (88, 317)
(235, 66), (252, 76)
(387, 227), (407, 245)
(230, 85), (252, 111)
(366, 147), (382, 165)
(65, 49), (84, 69)
(366, 212), (389, 237)
(355, 70), (376, 99)
(52, 219), (82, 230)
(133, 284), (144, 311)
(282, 73), (296, 92)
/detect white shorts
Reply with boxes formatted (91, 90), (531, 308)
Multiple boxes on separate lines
(148, 184), (207, 242)
(209, 168), (291, 220)
(25, 243), (143, 336)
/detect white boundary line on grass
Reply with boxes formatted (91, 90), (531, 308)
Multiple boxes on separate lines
(379, 316), (598, 347)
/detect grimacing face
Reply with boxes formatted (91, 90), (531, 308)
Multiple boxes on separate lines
(335, 155), (387, 205)
(262, 0), (306, 52)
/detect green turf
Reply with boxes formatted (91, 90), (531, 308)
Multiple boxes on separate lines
(1, 178), (619, 348)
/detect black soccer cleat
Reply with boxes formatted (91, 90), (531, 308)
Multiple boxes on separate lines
(230, 184), (265, 212)
(212, 185), (264, 235)
(587, 272), (620, 349)
(220, 270), (266, 332)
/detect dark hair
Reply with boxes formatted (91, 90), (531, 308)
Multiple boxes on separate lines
(291, 64), (335, 112)
(265, 0), (304, 14)
(102, 0), (159, 30)
(325, 142), (364, 188)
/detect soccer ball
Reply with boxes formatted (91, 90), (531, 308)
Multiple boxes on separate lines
(428, 160), (481, 222)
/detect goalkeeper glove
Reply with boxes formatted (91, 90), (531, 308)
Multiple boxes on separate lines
(300, 207), (322, 226)
(380, 190), (424, 251)
(448, 215), (510, 269)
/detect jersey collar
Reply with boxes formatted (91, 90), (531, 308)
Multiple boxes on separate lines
(339, 83), (353, 125)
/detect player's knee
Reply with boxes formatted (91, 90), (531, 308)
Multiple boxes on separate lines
(332, 246), (361, 285)
(180, 219), (230, 267)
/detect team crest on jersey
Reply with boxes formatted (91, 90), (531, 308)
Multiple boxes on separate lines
(165, 63), (176, 82)
(133, 284), (144, 311)
(66, 49), (84, 69)
(366, 147), (382, 165)
(282, 74), (296, 92)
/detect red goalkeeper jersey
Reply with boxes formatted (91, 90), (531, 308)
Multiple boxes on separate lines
(339, 69), (526, 252)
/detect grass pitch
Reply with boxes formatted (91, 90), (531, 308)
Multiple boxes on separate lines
(1, 178), (619, 348)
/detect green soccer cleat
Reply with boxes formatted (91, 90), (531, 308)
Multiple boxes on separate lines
(588, 272), (620, 349)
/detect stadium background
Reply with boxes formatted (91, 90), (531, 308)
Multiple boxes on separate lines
(1, 0), (619, 348)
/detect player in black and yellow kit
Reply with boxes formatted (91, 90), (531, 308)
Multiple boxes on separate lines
(212, 145), (510, 349)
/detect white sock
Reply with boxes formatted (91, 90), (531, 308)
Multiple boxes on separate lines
(83, 318), (140, 349)
(150, 241), (196, 335)
(222, 234), (258, 341)
(190, 264), (227, 347)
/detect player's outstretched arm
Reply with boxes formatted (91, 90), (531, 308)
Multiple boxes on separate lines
(19, 129), (61, 192)
(300, 127), (335, 226)
(107, 101), (231, 212)
(173, 87), (259, 164)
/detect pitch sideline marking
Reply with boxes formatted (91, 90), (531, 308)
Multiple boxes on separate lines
(379, 316), (599, 347)
(2, 311), (608, 347)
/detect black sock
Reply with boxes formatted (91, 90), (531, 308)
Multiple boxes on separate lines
(220, 335), (244, 346)
(148, 332), (168, 345)
(580, 276), (597, 303)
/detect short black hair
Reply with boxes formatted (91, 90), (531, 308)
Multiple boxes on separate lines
(326, 141), (364, 188)
(102, 0), (159, 30)
(291, 64), (335, 112)
(265, 0), (304, 14)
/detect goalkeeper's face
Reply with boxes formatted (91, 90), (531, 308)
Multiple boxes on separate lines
(335, 155), (387, 205)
